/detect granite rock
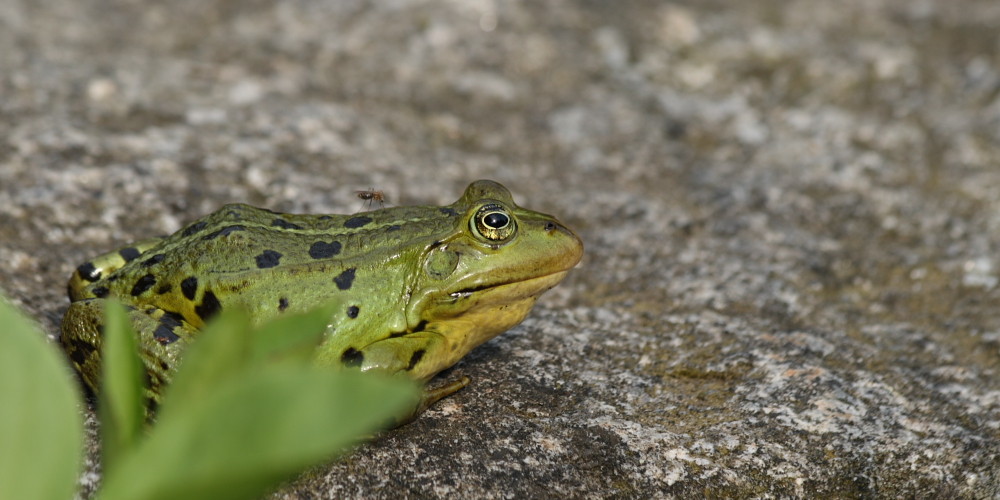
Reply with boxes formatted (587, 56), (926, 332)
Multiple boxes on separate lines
(1, 0), (997, 498)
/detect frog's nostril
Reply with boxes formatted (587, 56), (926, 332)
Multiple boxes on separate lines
(544, 221), (557, 231)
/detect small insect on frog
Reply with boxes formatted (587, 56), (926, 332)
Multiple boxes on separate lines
(355, 188), (387, 210)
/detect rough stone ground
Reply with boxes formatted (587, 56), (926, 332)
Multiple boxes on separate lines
(2, 0), (999, 498)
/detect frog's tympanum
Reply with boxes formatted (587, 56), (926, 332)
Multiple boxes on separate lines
(61, 180), (583, 419)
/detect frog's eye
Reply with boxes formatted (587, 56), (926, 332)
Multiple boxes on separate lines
(472, 203), (516, 242)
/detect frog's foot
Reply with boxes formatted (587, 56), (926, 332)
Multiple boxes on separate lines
(389, 376), (470, 427)
(332, 329), (471, 424)
(418, 376), (470, 414)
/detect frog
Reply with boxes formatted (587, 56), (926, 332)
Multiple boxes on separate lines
(60, 179), (584, 419)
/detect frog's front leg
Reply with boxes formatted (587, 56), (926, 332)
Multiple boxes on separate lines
(349, 330), (471, 423)
(61, 298), (197, 407)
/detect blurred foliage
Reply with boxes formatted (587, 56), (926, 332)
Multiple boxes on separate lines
(0, 295), (418, 500)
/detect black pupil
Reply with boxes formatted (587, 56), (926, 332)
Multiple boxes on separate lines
(484, 212), (509, 229)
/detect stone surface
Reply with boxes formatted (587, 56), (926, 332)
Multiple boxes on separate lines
(1, 0), (998, 498)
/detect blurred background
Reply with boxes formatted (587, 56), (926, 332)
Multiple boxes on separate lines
(1, 0), (998, 497)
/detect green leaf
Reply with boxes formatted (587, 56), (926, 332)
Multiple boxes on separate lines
(98, 367), (418, 500)
(99, 301), (148, 471)
(160, 305), (334, 418)
(0, 297), (83, 500)
(249, 304), (334, 364)
(157, 309), (252, 417)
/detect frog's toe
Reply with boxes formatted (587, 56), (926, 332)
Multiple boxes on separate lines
(389, 376), (470, 427)
(420, 376), (470, 412)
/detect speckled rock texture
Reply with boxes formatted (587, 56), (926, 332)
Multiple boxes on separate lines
(2, 0), (998, 498)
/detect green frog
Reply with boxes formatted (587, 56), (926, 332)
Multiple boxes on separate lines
(60, 180), (583, 417)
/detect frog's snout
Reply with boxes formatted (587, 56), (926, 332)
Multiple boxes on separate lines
(545, 219), (584, 272)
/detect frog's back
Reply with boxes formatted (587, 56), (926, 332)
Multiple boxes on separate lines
(67, 202), (459, 329)
(149, 203), (459, 280)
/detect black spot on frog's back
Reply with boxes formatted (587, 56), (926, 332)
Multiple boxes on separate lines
(130, 274), (157, 296)
(181, 276), (198, 300)
(119, 247), (141, 262)
(271, 218), (302, 230)
(308, 241), (342, 259)
(344, 216), (372, 229)
(255, 250), (283, 269)
(202, 225), (246, 241)
(140, 253), (166, 267)
(77, 262), (100, 282)
(333, 268), (356, 290)
(195, 290), (222, 321)
(181, 220), (208, 237)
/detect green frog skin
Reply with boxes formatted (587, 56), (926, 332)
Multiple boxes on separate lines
(60, 180), (583, 417)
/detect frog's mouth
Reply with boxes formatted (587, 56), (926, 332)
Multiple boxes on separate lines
(411, 270), (571, 365)
(405, 265), (574, 337)
(427, 270), (572, 328)
(445, 270), (570, 302)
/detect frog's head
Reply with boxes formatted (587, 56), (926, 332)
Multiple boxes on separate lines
(405, 180), (583, 369)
